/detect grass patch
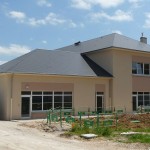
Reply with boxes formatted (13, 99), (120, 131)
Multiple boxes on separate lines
(133, 128), (150, 133)
(127, 134), (150, 143)
(70, 123), (113, 137)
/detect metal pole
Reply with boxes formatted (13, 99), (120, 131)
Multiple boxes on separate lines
(97, 113), (99, 127)
(79, 113), (82, 128)
(115, 112), (118, 130)
(60, 107), (62, 128)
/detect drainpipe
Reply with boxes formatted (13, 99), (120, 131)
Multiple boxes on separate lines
(10, 73), (14, 120)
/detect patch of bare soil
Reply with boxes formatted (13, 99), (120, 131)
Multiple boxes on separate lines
(0, 120), (149, 150)
(19, 120), (72, 133)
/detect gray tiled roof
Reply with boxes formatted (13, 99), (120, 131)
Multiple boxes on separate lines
(0, 49), (112, 77)
(57, 33), (150, 53)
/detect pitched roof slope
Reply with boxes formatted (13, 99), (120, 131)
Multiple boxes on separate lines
(57, 33), (150, 53)
(0, 49), (112, 77)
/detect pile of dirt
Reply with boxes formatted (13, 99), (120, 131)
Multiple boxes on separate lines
(117, 113), (150, 128)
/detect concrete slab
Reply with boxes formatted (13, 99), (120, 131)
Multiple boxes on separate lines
(81, 134), (98, 139)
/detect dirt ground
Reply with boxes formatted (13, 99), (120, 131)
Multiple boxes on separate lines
(0, 119), (150, 150)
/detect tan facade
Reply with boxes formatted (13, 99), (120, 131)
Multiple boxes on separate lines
(132, 54), (150, 91)
(88, 48), (150, 112)
(88, 49), (132, 112)
(0, 74), (110, 120)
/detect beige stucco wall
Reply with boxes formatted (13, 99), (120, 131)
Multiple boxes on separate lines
(0, 74), (12, 120)
(112, 50), (132, 112)
(87, 49), (113, 74)
(133, 76), (150, 91)
(132, 54), (150, 92)
(88, 49), (133, 112)
(11, 74), (110, 120)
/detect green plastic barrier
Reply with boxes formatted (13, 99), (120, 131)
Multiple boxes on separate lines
(105, 110), (112, 114)
(116, 109), (123, 114)
(64, 112), (71, 116)
(66, 116), (75, 123)
(78, 111), (86, 116)
(51, 114), (58, 122)
(84, 120), (94, 127)
(103, 120), (113, 126)
(91, 111), (96, 115)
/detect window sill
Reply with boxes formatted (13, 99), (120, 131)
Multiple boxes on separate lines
(132, 74), (150, 77)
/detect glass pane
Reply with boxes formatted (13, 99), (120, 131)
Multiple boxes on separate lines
(43, 96), (52, 102)
(32, 103), (42, 110)
(145, 100), (150, 106)
(137, 63), (143, 74)
(144, 64), (149, 75)
(54, 96), (62, 102)
(64, 103), (72, 109)
(144, 92), (149, 95)
(132, 62), (137, 74)
(133, 92), (137, 95)
(96, 92), (104, 95)
(138, 92), (143, 95)
(32, 91), (42, 95)
(43, 91), (53, 95)
(144, 95), (149, 101)
(54, 92), (62, 95)
(21, 97), (30, 116)
(54, 103), (62, 108)
(64, 96), (72, 102)
(21, 91), (31, 95)
(43, 103), (52, 110)
(138, 100), (143, 106)
(32, 96), (42, 103)
(132, 96), (137, 111)
(138, 93), (143, 106)
(64, 92), (72, 95)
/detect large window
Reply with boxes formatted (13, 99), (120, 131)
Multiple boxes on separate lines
(21, 91), (72, 111)
(132, 62), (150, 75)
(32, 92), (42, 110)
(64, 92), (72, 109)
(54, 92), (63, 108)
(43, 92), (53, 110)
(132, 92), (150, 110)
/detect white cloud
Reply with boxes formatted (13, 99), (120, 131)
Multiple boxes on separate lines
(37, 0), (52, 7)
(90, 10), (133, 22)
(112, 30), (122, 34)
(28, 13), (66, 26)
(0, 44), (30, 55)
(8, 11), (83, 28)
(93, 0), (125, 8)
(9, 11), (26, 23)
(8, 11), (66, 26)
(71, 0), (92, 10)
(128, 0), (142, 8)
(71, 0), (124, 10)
(143, 13), (150, 28)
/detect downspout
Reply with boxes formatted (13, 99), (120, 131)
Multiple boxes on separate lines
(10, 73), (14, 120)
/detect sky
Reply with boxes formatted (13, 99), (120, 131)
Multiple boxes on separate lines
(0, 0), (150, 64)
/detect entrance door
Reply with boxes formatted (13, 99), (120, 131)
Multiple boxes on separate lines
(96, 95), (104, 113)
(21, 96), (30, 117)
(132, 95), (137, 111)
